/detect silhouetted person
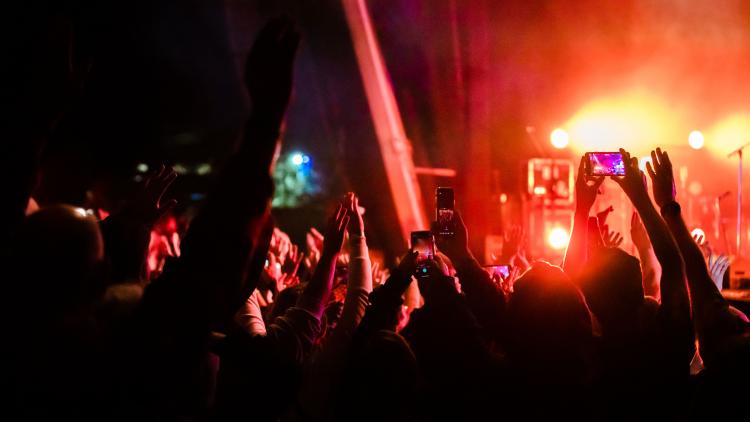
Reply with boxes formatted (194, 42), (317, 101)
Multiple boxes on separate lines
(9, 205), (109, 419)
(503, 262), (595, 419)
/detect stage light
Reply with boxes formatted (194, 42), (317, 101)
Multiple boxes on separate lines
(547, 227), (570, 250)
(172, 164), (188, 174)
(564, 91), (678, 153)
(688, 181), (703, 196)
(196, 163), (212, 175)
(291, 153), (304, 166)
(533, 186), (547, 196)
(550, 128), (569, 149)
(638, 156), (652, 172)
(74, 207), (88, 218)
(136, 163), (149, 173)
(708, 114), (750, 155)
(500, 193), (508, 204)
(691, 228), (706, 243)
(688, 130), (704, 150)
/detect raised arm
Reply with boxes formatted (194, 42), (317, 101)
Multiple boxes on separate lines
(141, 18), (300, 331)
(333, 193), (372, 336)
(100, 166), (178, 282)
(611, 149), (689, 324)
(631, 211), (661, 300)
(647, 148), (749, 364)
(296, 203), (349, 320)
(435, 212), (505, 342)
(234, 218), (275, 335)
(355, 252), (417, 338)
(563, 158), (605, 278)
(295, 193), (373, 420)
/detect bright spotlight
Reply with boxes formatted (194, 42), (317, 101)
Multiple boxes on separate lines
(638, 156), (652, 172)
(291, 153), (304, 166)
(547, 227), (570, 250)
(688, 130), (704, 150)
(550, 128), (570, 149)
(564, 91), (677, 153)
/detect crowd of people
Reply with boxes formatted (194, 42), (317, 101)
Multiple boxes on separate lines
(5, 14), (750, 421)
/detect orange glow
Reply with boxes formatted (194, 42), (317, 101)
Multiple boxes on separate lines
(706, 114), (750, 155)
(688, 130), (705, 150)
(564, 90), (683, 156)
(638, 156), (652, 172)
(547, 227), (570, 250)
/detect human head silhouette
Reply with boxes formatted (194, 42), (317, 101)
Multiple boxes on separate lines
(13, 205), (105, 316)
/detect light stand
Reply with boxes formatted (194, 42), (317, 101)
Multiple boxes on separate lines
(728, 142), (750, 256)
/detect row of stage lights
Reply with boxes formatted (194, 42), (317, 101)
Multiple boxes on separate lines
(542, 129), (710, 253)
(548, 128), (706, 150)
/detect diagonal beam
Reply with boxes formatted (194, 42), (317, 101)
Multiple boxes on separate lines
(341, 0), (428, 243)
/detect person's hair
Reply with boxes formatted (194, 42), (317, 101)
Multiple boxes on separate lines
(577, 248), (644, 327)
(269, 283), (306, 320)
(505, 262), (593, 382)
(12, 205), (106, 316)
(336, 330), (417, 421)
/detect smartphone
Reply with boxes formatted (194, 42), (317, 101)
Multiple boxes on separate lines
(436, 187), (455, 237)
(586, 152), (625, 176)
(483, 265), (511, 283)
(411, 230), (435, 277)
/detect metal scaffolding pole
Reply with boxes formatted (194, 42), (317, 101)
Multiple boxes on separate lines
(341, 0), (427, 244)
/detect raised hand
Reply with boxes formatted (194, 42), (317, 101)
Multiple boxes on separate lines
(322, 204), (350, 257)
(282, 243), (303, 275)
(371, 262), (390, 287)
(277, 272), (300, 293)
(693, 234), (713, 259)
(417, 258), (459, 304)
(121, 165), (178, 227)
(611, 148), (650, 206)
(245, 17), (301, 125)
(502, 225), (524, 259)
(575, 157), (605, 213)
(308, 227), (325, 253)
(693, 233), (704, 244)
(646, 147), (677, 208)
(434, 211), (471, 262)
(601, 224), (624, 248)
(708, 254), (730, 290)
(596, 205), (614, 227)
(297, 202), (350, 318)
(395, 250), (418, 279)
(344, 192), (365, 236)
(270, 228), (291, 263)
(304, 227), (324, 271)
(630, 212), (650, 251)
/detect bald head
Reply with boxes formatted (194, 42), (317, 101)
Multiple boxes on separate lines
(14, 205), (105, 310)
